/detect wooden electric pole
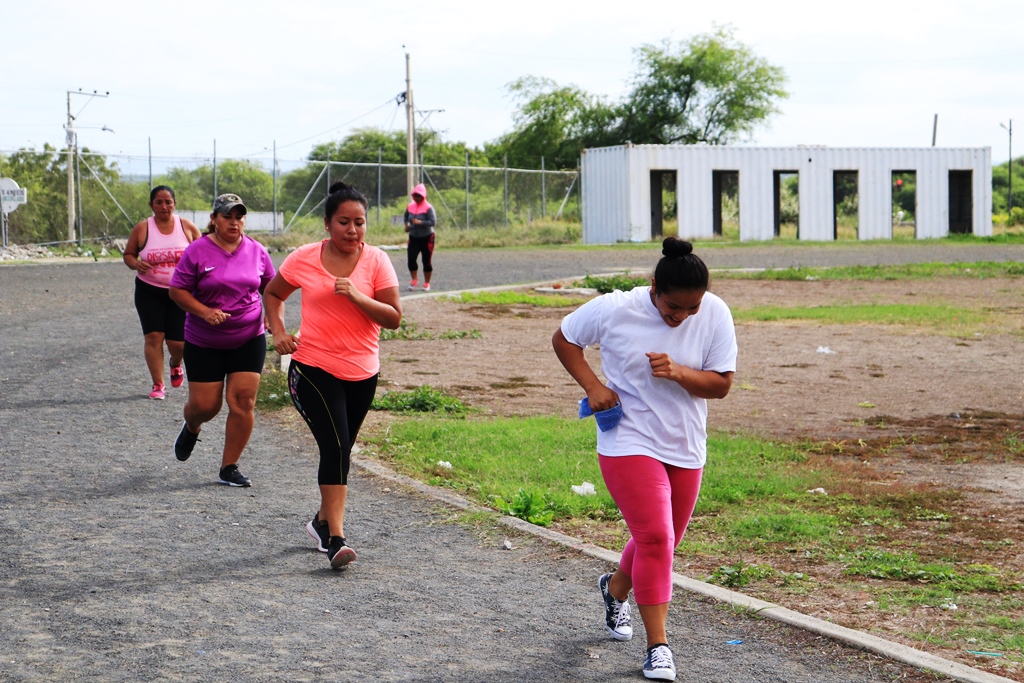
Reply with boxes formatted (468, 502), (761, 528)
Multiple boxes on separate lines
(405, 53), (416, 197)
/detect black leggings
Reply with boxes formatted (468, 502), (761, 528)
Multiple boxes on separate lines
(407, 233), (435, 273)
(287, 360), (378, 486)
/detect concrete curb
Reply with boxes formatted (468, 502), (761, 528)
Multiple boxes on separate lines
(355, 457), (1016, 683)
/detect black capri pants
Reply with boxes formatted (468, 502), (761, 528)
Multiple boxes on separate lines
(134, 278), (186, 340)
(407, 233), (435, 273)
(287, 359), (378, 486)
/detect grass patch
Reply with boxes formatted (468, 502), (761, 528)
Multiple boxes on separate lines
(365, 416), (619, 523)
(839, 550), (1017, 592)
(363, 413), (1024, 656)
(732, 303), (994, 334)
(719, 261), (1024, 281)
(256, 368), (292, 409)
(379, 319), (480, 341)
(444, 291), (591, 307)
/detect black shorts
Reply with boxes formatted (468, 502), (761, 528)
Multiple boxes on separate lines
(183, 334), (267, 383)
(134, 278), (186, 340)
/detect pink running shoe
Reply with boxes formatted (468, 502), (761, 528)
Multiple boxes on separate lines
(170, 364), (185, 388)
(407, 280), (418, 290)
(150, 383), (166, 400)
(422, 282), (431, 291)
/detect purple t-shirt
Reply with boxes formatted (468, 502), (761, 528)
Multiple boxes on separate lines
(170, 234), (276, 349)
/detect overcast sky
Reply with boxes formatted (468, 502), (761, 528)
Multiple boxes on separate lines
(2, 0), (1022, 169)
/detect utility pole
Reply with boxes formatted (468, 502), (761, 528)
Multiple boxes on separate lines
(405, 53), (416, 197)
(1002, 120), (1013, 213)
(213, 140), (218, 199)
(66, 89), (109, 242)
(931, 114), (938, 147)
(67, 93), (75, 242)
(272, 140), (278, 233)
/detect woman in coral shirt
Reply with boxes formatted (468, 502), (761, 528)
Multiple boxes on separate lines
(264, 182), (402, 569)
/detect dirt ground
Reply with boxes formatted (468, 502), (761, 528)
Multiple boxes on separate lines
(371, 274), (1024, 679)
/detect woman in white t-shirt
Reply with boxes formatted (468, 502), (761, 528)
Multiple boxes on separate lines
(552, 237), (737, 682)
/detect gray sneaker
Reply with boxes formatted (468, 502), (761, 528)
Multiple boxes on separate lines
(598, 572), (633, 641)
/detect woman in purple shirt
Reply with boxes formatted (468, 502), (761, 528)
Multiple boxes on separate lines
(169, 194), (276, 488)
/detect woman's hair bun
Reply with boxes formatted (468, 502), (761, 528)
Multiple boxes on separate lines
(661, 237), (693, 258)
(328, 181), (351, 195)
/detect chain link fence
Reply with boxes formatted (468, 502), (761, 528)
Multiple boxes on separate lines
(0, 148), (579, 247)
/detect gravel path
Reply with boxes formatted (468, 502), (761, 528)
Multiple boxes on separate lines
(1, 245), (1011, 682)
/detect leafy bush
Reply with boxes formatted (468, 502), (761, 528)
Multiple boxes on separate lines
(495, 488), (556, 527)
(710, 561), (775, 588)
(379, 319), (433, 341)
(438, 329), (482, 339)
(371, 385), (466, 414)
(578, 272), (650, 293)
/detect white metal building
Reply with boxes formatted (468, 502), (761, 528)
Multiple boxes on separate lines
(580, 144), (992, 243)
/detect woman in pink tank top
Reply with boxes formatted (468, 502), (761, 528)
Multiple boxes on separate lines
(123, 186), (201, 399)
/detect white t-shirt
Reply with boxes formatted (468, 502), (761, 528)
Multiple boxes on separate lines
(560, 286), (738, 469)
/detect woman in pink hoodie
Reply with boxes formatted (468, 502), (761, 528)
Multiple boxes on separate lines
(403, 183), (437, 290)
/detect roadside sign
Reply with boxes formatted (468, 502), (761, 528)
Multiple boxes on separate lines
(0, 178), (27, 215)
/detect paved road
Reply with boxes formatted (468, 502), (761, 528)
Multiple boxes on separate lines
(1, 246), (1009, 682)
(388, 241), (1024, 295)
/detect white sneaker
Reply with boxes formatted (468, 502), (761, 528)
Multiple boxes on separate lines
(643, 644), (676, 681)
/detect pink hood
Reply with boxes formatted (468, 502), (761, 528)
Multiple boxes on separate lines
(407, 183), (432, 211)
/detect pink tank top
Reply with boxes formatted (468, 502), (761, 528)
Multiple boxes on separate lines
(137, 215), (190, 288)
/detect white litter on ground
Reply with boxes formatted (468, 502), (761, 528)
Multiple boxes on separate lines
(571, 481), (597, 496)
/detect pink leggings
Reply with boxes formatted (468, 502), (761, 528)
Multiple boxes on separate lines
(599, 455), (703, 605)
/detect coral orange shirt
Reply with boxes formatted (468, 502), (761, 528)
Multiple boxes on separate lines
(278, 240), (399, 381)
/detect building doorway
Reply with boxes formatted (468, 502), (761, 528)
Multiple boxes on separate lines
(891, 171), (917, 239)
(833, 171), (859, 240)
(773, 171), (799, 239)
(649, 170), (677, 239)
(712, 171), (739, 239)
(949, 170), (973, 234)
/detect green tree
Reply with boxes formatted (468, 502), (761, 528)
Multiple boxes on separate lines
(494, 77), (617, 170)
(279, 128), (494, 219)
(160, 160), (274, 212)
(617, 29), (788, 145)
(0, 146), (67, 243)
(500, 28), (788, 169)
(992, 157), (1024, 215)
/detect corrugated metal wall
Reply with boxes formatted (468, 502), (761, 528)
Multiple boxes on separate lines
(581, 146), (631, 244)
(581, 145), (992, 244)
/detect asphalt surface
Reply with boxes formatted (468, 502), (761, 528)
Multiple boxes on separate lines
(3, 243), (1020, 682)
(386, 241), (1024, 295)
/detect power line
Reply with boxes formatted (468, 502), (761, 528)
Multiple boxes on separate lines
(240, 98), (399, 158)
